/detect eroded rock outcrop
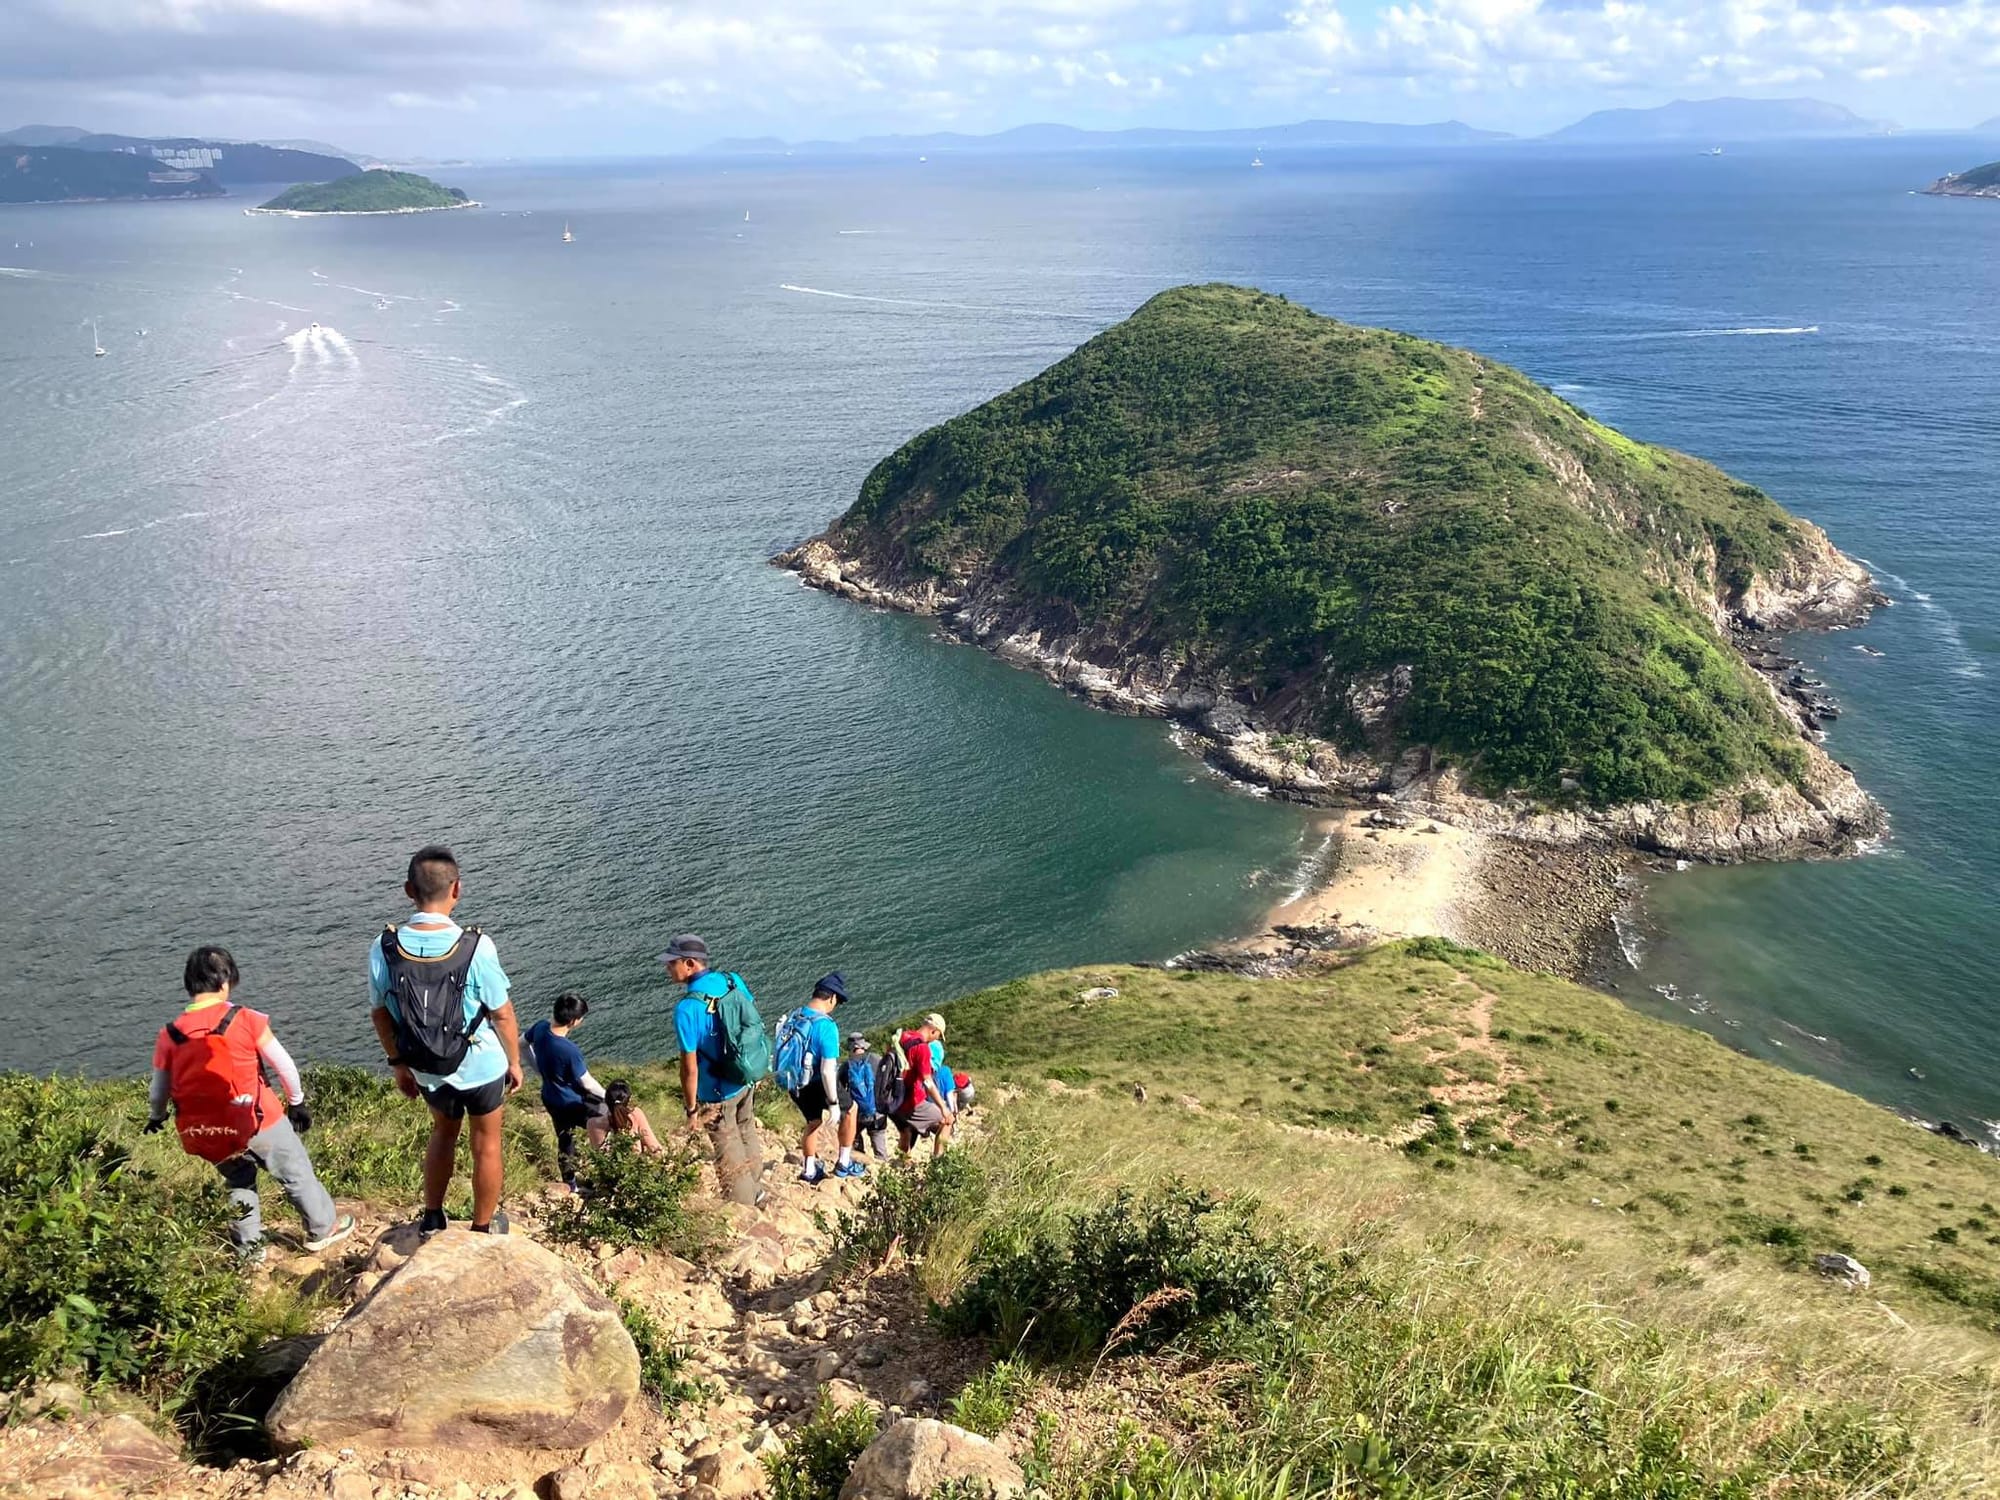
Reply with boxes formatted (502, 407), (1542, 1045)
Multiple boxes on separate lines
(839, 1418), (1024, 1500)
(267, 1232), (639, 1451)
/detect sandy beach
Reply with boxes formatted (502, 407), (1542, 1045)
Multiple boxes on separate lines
(1230, 809), (1628, 977)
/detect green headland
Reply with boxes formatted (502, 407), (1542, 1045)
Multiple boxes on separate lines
(785, 284), (1875, 842)
(1925, 160), (2000, 199)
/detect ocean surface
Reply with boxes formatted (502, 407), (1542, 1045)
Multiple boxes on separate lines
(1, 141), (1992, 1132)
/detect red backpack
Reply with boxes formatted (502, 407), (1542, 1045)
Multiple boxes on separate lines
(163, 1006), (268, 1163)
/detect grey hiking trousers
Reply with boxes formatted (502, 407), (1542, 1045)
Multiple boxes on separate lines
(216, 1116), (338, 1250)
(701, 1087), (762, 1205)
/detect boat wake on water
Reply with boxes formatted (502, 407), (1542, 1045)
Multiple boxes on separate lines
(1677, 325), (1820, 337)
(778, 283), (1099, 322)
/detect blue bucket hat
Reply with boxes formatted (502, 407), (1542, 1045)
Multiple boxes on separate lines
(813, 971), (849, 1003)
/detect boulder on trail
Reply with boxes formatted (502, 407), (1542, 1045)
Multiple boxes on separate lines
(267, 1230), (639, 1451)
(1813, 1251), (1871, 1289)
(839, 1418), (1025, 1500)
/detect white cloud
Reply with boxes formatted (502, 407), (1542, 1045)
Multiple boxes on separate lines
(0, 0), (1995, 150)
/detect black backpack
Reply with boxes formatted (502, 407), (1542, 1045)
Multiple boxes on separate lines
(380, 925), (488, 1075)
(876, 1033), (908, 1117)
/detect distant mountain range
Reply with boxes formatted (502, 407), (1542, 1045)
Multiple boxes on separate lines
(710, 118), (1508, 155)
(1547, 97), (1896, 143)
(710, 97), (1926, 156)
(0, 126), (358, 183)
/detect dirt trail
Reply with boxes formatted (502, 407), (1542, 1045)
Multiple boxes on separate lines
(0, 1115), (993, 1500)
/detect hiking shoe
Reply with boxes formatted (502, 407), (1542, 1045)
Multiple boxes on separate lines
(304, 1213), (356, 1253)
(834, 1161), (868, 1179)
(799, 1165), (828, 1186)
(238, 1242), (267, 1267)
(471, 1207), (510, 1235)
(418, 1207), (449, 1239)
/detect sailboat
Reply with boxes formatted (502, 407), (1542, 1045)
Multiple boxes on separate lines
(562, 222), (574, 243)
(743, 210), (750, 222)
(1251, 155), (1265, 168)
(91, 320), (105, 357)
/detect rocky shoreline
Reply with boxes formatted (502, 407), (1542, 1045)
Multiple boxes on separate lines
(776, 532), (1886, 976)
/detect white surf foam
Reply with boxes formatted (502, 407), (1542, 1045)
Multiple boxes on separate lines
(779, 283), (1098, 322)
(1276, 830), (1338, 906)
(79, 529), (129, 540)
(1611, 910), (1645, 970)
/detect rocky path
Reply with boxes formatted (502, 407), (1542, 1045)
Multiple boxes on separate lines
(0, 1117), (995, 1500)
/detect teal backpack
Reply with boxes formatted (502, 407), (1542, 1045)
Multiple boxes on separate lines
(773, 1006), (817, 1094)
(706, 973), (772, 1086)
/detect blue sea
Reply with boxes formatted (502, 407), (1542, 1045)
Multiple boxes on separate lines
(0, 139), (1992, 1133)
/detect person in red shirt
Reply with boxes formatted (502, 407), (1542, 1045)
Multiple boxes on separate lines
(892, 1012), (955, 1157)
(147, 945), (353, 1260)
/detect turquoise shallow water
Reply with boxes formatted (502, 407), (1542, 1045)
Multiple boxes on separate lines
(0, 142), (1993, 1130)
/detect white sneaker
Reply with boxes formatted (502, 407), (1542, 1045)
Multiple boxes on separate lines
(304, 1213), (356, 1253)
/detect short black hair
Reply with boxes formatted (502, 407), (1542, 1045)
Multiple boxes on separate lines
(812, 985), (842, 1004)
(183, 945), (239, 996)
(553, 991), (589, 1026)
(406, 844), (459, 905)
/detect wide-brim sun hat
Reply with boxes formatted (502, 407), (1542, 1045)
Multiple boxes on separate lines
(924, 1012), (948, 1034)
(658, 934), (709, 964)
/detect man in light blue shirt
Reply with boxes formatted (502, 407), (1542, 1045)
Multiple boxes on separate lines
(369, 845), (522, 1237)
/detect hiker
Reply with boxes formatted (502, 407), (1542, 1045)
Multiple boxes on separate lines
(664, 934), (767, 1205)
(603, 1080), (666, 1155)
(892, 1012), (955, 1157)
(928, 1034), (960, 1115)
(147, 945), (354, 1260)
(776, 972), (858, 1184)
(839, 1034), (893, 1160)
(524, 991), (608, 1192)
(369, 845), (523, 1237)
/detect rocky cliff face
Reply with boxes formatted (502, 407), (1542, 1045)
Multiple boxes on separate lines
(777, 535), (1884, 862)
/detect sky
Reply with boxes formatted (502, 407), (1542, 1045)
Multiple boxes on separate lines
(0, 0), (1995, 157)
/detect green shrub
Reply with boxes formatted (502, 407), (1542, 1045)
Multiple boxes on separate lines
(543, 1135), (711, 1257)
(830, 1152), (987, 1272)
(763, 1390), (880, 1500)
(948, 1359), (1036, 1437)
(0, 1075), (252, 1406)
(944, 1182), (1328, 1360)
(300, 1064), (555, 1208)
(616, 1293), (707, 1410)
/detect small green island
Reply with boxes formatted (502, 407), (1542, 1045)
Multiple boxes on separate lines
(252, 168), (474, 215)
(783, 285), (1880, 862)
(1923, 160), (2000, 199)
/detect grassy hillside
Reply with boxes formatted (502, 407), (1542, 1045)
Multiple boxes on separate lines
(899, 944), (2000, 1495)
(259, 169), (466, 212)
(825, 284), (1848, 806)
(944, 946), (2000, 1321)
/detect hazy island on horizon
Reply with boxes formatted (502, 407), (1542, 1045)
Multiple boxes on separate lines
(1924, 159), (2000, 198)
(252, 168), (474, 215)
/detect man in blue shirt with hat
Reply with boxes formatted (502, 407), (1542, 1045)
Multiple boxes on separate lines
(665, 933), (764, 1206)
(783, 972), (851, 1185)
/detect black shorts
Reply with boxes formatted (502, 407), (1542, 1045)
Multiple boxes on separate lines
(422, 1077), (507, 1119)
(547, 1098), (608, 1132)
(791, 1078), (847, 1124)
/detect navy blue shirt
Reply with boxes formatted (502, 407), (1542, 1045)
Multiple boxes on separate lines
(525, 1020), (591, 1111)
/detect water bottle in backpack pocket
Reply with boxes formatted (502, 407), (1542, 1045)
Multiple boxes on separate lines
(380, 925), (489, 1076)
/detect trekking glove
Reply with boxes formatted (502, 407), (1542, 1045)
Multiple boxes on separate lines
(287, 1103), (312, 1135)
(143, 1117), (165, 1135)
